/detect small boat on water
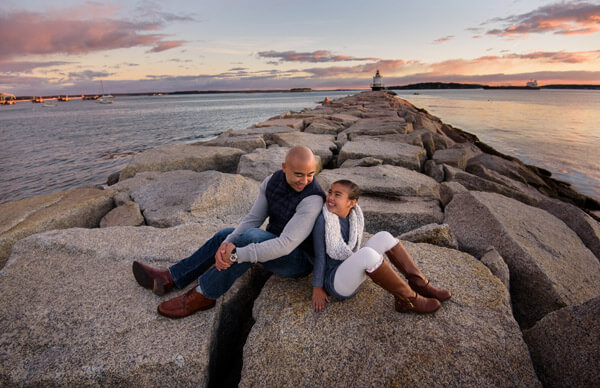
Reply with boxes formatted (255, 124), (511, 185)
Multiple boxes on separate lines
(1, 93), (16, 105)
(96, 81), (113, 104)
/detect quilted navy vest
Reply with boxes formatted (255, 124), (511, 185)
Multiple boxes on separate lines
(265, 170), (325, 237)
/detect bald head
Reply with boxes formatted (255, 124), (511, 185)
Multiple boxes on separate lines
(285, 146), (315, 165)
(282, 146), (317, 192)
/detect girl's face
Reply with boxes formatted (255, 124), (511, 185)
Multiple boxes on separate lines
(326, 183), (357, 218)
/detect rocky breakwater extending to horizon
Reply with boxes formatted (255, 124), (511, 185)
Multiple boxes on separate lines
(1, 91), (599, 387)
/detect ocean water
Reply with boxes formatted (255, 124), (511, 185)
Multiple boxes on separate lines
(1, 89), (598, 204)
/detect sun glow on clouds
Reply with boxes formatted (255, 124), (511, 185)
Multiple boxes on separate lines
(1, 1), (599, 95)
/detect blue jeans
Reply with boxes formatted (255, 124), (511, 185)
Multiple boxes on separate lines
(168, 227), (313, 299)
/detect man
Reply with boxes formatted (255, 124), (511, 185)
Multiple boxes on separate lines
(132, 146), (325, 318)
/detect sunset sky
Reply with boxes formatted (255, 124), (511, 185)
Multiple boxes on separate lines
(1, 0), (599, 96)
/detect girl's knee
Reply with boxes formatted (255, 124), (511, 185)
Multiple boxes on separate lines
(365, 231), (398, 252)
(357, 247), (382, 267)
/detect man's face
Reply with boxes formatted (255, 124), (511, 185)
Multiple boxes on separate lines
(282, 158), (316, 192)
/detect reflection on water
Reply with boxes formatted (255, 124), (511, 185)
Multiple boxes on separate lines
(0, 91), (357, 203)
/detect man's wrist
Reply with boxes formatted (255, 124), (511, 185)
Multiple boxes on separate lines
(229, 248), (238, 263)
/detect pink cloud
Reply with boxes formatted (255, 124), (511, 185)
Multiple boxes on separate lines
(148, 40), (185, 53)
(433, 35), (455, 44)
(0, 8), (185, 58)
(485, 1), (600, 36)
(258, 50), (378, 63)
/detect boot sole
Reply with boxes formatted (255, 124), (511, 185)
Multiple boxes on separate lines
(132, 262), (169, 296)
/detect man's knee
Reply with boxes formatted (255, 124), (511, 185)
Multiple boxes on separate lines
(237, 228), (275, 246)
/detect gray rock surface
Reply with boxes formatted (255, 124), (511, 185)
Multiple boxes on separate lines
(399, 223), (458, 249)
(433, 147), (468, 169)
(339, 156), (383, 169)
(254, 117), (305, 130)
(480, 246), (510, 291)
(271, 131), (337, 166)
(100, 201), (145, 227)
(523, 296), (600, 388)
(0, 188), (115, 268)
(439, 181), (469, 207)
(445, 191), (600, 328)
(341, 117), (411, 137)
(119, 145), (244, 180)
(317, 165), (440, 200)
(444, 164), (539, 206)
(361, 196), (444, 236)
(338, 139), (426, 171)
(539, 197), (600, 260)
(237, 147), (289, 182)
(240, 242), (540, 387)
(202, 130), (266, 152)
(0, 224), (225, 387)
(128, 170), (259, 228)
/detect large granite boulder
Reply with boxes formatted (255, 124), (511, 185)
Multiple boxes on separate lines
(126, 170), (259, 228)
(443, 164), (539, 206)
(341, 117), (411, 138)
(240, 242), (540, 387)
(100, 201), (145, 227)
(237, 147), (288, 182)
(317, 165), (440, 200)
(399, 223), (458, 249)
(0, 188), (115, 268)
(202, 130), (266, 152)
(271, 132), (337, 166)
(338, 139), (427, 171)
(360, 196), (444, 236)
(523, 296), (600, 388)
(538, 197), (600, 260)
(445, 191), (600, 328)
(119, 145), (244, 180)
(254, 118), (305, 130)
(229, 126), (297, 146)
(0, 224), (225, 387)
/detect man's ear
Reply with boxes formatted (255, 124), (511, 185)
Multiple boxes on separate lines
(281, 162), (286, 172)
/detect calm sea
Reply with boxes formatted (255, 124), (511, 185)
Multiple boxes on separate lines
(1, 89), (598, 204)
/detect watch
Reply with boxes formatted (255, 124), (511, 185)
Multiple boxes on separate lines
(229, 248), (238, 263)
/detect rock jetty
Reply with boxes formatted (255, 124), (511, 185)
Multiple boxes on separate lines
(1, 91), (599, 387)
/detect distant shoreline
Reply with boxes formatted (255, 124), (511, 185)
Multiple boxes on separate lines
(9, 83), (600, 100)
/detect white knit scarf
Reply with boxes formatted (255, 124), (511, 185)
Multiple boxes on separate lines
(322, 203), (364, 261)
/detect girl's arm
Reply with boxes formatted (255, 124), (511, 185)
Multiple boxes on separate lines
(311, 214), (329, 311)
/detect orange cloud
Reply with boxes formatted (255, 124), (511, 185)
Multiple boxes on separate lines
(485, 1), (600, 36)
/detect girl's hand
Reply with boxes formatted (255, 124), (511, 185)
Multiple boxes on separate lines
(312, 286), (329, 312)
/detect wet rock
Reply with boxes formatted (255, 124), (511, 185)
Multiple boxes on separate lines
(317, 165), (440, 200)
(538, 197), (600, 260)
(128, 170), (260, 228)
(120, 145), (244, 180)
(0, 224), (225, 387)
(271, 132), (337, 166)
(360, 196), (444, 236)
(338, 139), (427, 171)
(0, 188), (115, 268)
(240, 243), (540, 387)
(399, 223), (458, 249)
(523, 296), (600, 388)
(106, 171), (120, 186)
(100, 201), (145, 227)
(480, 246), (510, 291)
(445, 190), (600, 328)
(467, 153), (548, 190)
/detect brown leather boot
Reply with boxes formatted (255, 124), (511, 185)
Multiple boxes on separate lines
(386, 243), (451, 302)
(368, 260), (440, 314)
(132, 261), (174, 296)
(157, 288), (216, 318)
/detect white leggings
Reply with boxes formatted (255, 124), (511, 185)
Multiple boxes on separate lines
(333, 231), (399, 297)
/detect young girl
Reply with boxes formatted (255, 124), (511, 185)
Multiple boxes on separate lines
(311, 179), (451, 313)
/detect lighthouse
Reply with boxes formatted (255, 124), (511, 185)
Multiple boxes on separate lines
(371, 70), (384, 91)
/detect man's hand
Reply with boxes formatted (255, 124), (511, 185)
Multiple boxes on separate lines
(312, 286), (329, 312)
(215, 242), (236, 271)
